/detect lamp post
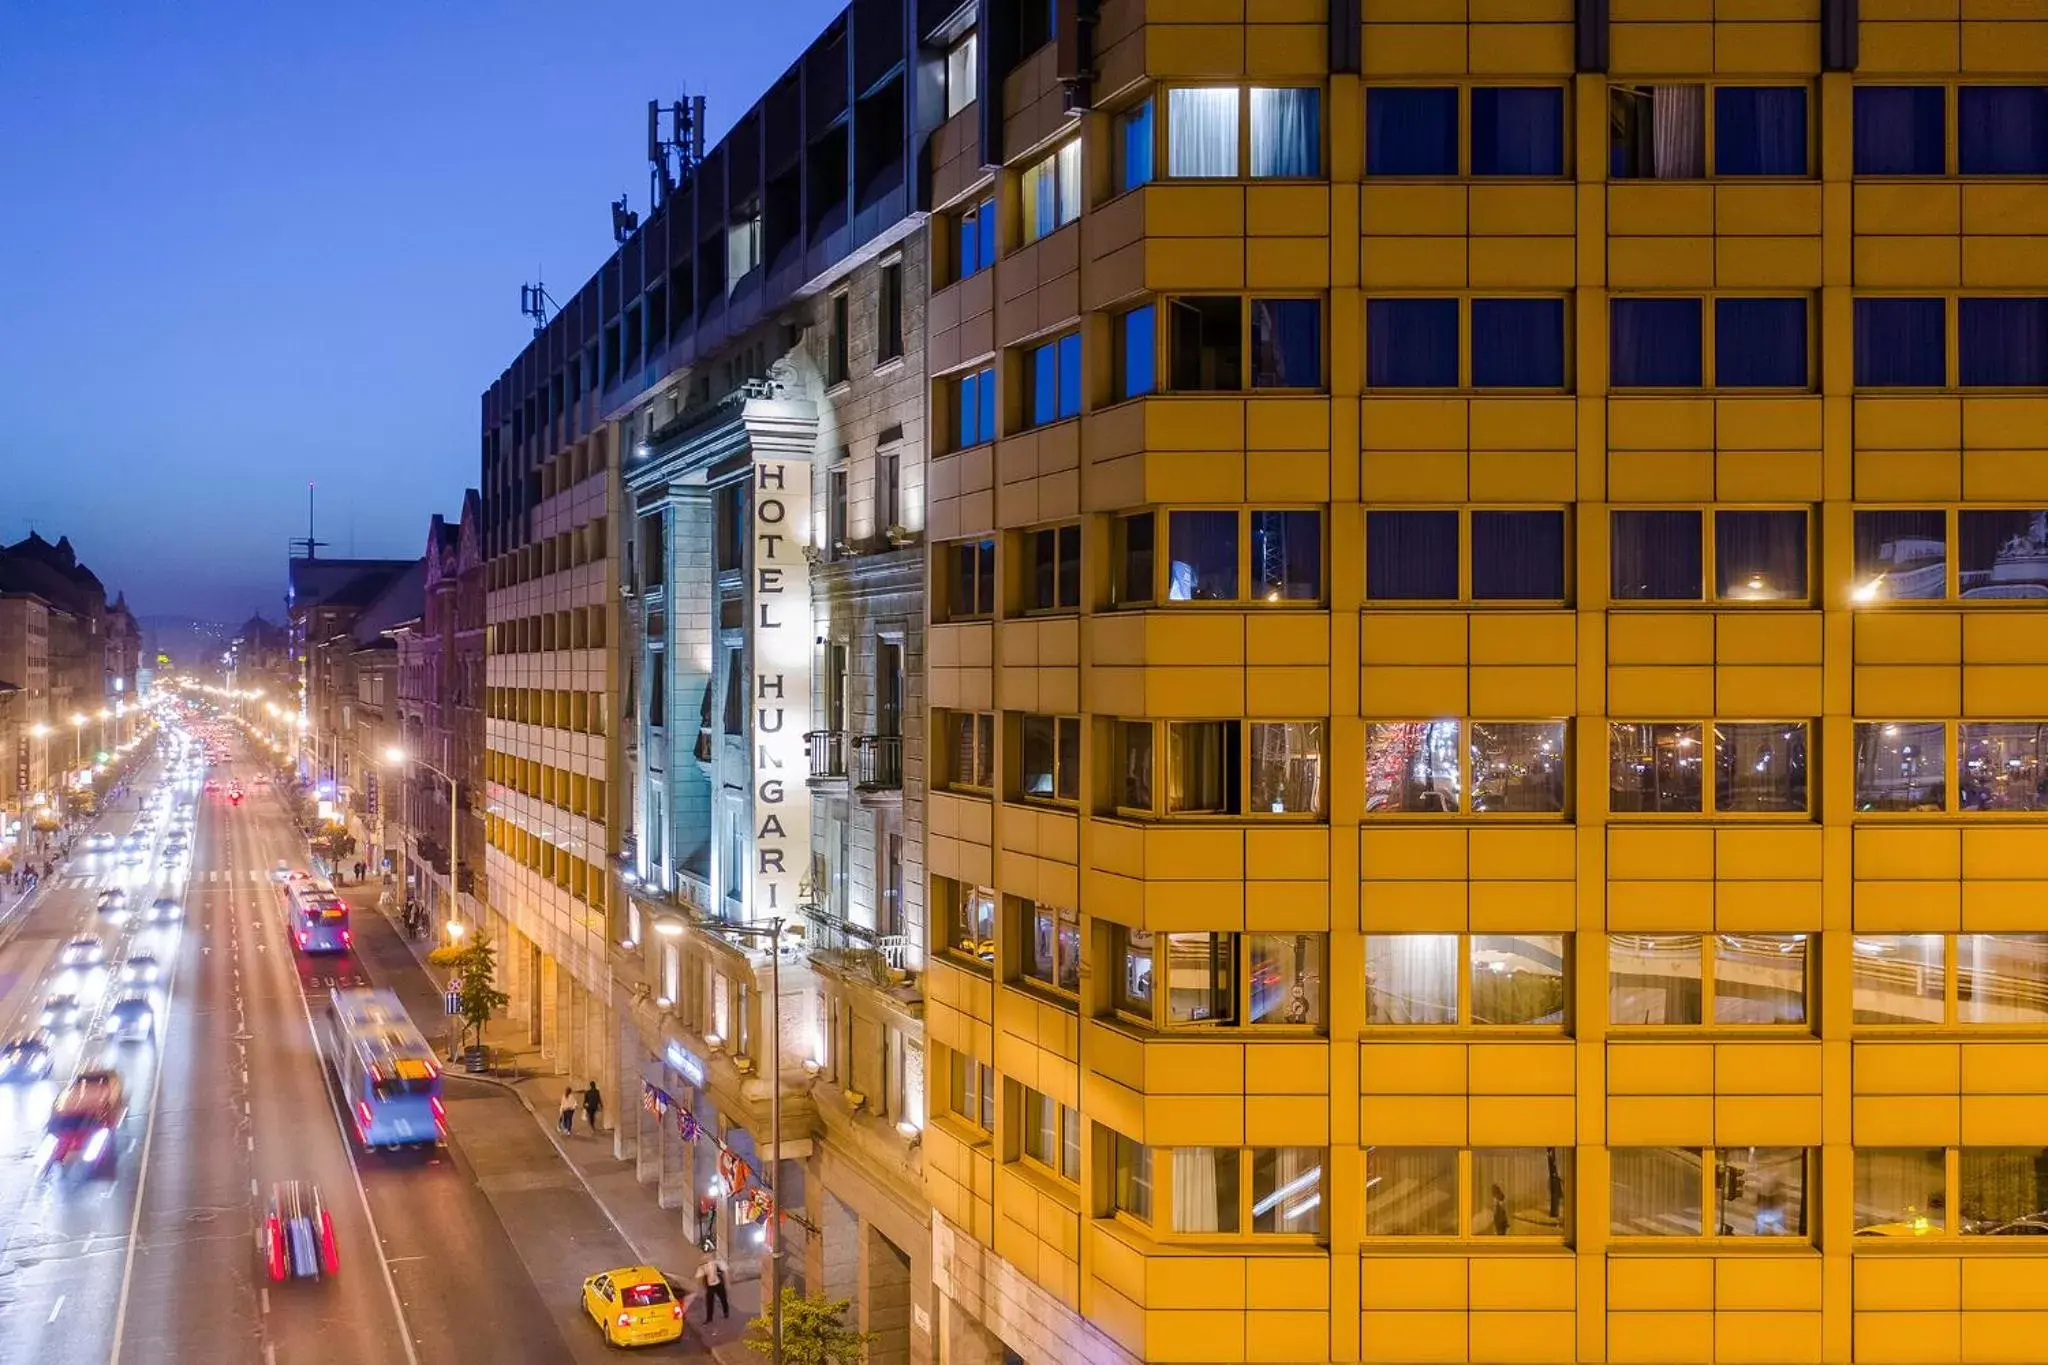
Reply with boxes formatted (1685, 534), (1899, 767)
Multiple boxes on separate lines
(69, 713), (86, 772)
(691, 915), (790, 1365)
(384, 747), (460, 933)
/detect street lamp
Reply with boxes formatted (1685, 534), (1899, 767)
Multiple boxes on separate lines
(69, 713), (87, 771)
(384, 746), (461, 935)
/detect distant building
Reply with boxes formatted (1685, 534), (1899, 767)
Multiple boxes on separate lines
(286, 555), (417, 809)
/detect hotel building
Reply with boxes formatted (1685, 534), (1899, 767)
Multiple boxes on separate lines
(917, 2), (2048, 1364)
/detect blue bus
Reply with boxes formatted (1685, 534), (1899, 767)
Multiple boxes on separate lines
(326, 989), (444, 1149)
(285, 875), (351, 954)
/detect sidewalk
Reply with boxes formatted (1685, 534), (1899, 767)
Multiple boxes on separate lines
(329, 877), (763, 1364)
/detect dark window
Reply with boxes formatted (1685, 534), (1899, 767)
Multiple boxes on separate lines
(1029, 524), (1082, 611)
(1610, 84), (1705, 179)
(1117, 100), (1155, 192)
(1470, 87), (1565, 176)
(878, 263), (904, 363)
(1027, 333), (1084, 425)
(1610, 298), (1704, 388)
(1249, 299), (1320, 388)
(1471, 298), (1566, 388)
(1853, 509), (1948, 602)
(1366, 510), (1459, 600)
(1855, 87), (1946, 176)
(826, 466), (849, 557)
(1855, 298), (1947, 388)
(1167, 511), (1238, 601)
(950, 538), (997, 617)
(1611, 510), (1704, 601)
(1715, 510), (1809, 602)
(1959, 297), (2048, 387)
(1367, 298), (1458, 388)
(1715, 297), (1809, 388)
(722, 648), (746, 734)
(1714, 87), (1808, 176)
(1960, 509), (2048, 593)
(1117, 305), (1158, 399)
(1366, 87), (1458, 176)
(1959, 86), (2048, 176)
(1250, 510), (1321, 601)
(957, 366), (998, 446)
(877, 449), (901, 531)
(828, 292), (849, 385)
(1168, 297), (1242, 391)
(1472, 510), (1567, 601)
(1115, 512), (1156, 604)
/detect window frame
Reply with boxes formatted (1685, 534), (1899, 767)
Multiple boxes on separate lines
(1607, 81), (1815, 181)
(1610, 1146), (1813, 1240)
(1607, 507), (1814, 606)
(952, 365), (998, 449)
(1853, 719), (2048, 817)
(1109, 717), (1327, 821)
(1154, 293), (1327, 394)
(1107, 924), (1328, 1032)
(1021, 331), (1084, 428)
(936, 878), (997, 965)
(940, 536), (997, 621)
(1605, 719), (1814, 818)
(1362, 719), (1572, 819)
(1108, 1144), (1329, 1241)
(1851, 293), (2048, 391)
(1362, 932), (1571, 1029)
(1017, 713), (1081, 805)
(1363, 82), (1572, 179)
(1023, 521), (1082, 614)
(1020, 138), (1082, 245)
(1851, 933), (2048, 1029)
(942, 709), (997, 795)
(1017, 1084), (1083, 1184)
(1112, 506), (1326, 608)
(1362, 506), (1573, 606)
(954, 197), (998, 281)
(1363, 294), (1573, 392)
(945, 1048), (996, 1135)
(1361, 1146), (1575, 1241)
(1152, 83), (1325, 181)
(1606, 933), (1813, 1030)
(1014, 898), (1083, 1000)
(1850, 506), (2048, 604)
(1608, 294), (1816, 391)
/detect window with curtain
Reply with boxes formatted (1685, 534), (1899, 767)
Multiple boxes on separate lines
(1715, 297), (1809, 388)
(1113, 1132), (1153, 1221)
(1365, 509), (1459, 600)
(1471, 509), (1567, 600)
(1366, 297), (1459, 387)
(1167, 510), (1238, 601)
(1476, 1149), (1573, 1236)
(1116, 99), (1154, 192)
(1117, 304), (1157, 398)
(1470, 86), (1564, 176)
(1610, 298), (1704, 388)
(946, 710), (995, 788)
(1960, 508), (2048, 595)
(1853, 721), (1947, 811)
(1167, 87), (1239, 178)
(1715, 509), (1809, 601)
(1167, 722), (1238, 815)
(1470, 298), (1566, 388)
(1959, 1147), (2048, 1230)
(1851, 934), (1946, 1025)
(1855, 297), (1947, 387)
(1251, 509), (1321, 601)
(1365, 1148), (1459, 1235)
(944, 30), (978, 118)
(1250, 87), (1319, 177)
(1610, 84), (1705, 179)
(1959, 85), (2048, 175)
(1173, 1147), (1239, 1232)
(1021, 140), (1081, 243)
(1610, 1148), (1704, 1235)
(1715, 86), (1808, 175)
(1853, 508), (1948, 601)
(1249, 298), (1320, 388)
(1855, 1149), (1946, 1233)
(1364, 935), (1459, 1023)
(1855, 86), (1946, 176)
(1610, 509), (1704, 600)
(1365, 721), (1463, 814)
(956, 198), (996, 280)
(1025, 333), (1083, 426)
(1959, 297), (2048, 387)
(1715, 723), (1810, 813)
(1608, 723), (1706, 813)
(1366, 87), (1458, 175)
(1168, 297), (1242, 391)
(1251, 1148), (1324, 1234)
(1958, 934), (2048, 1022)
(955, 366), (997, 447)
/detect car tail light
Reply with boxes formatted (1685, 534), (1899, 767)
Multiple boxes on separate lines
(297, 933), (307, 948)
(356, 1101), (373, 1139)
(617, 1314), (632, 1328)
(342, 930), (352, 946)
(672, 1305), (684, 1320)
(318, 1209), (339, 1276)
(430, 1096), (446, 1126)
(267, 1218), (287, 1282)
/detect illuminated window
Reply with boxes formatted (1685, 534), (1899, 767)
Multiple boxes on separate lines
(1366, 720), (1568, 814)
(1365, 1147), (1573, 1238)
(1364, 934), (1567, 1027)
(1612, 1147), (1808, 1237)
(1608, 934), (1809, 1027)
(1110, 927), (1326, 1030)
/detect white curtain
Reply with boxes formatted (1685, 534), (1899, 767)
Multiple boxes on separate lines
(1168, 87), (1239, 178)
(1250, 87), (1318, 177)
(1173, 1147), (1231, 1232)
(1365, 934), (1458, 1024)
(1023, 155), (1056, 242)
(1652, 85), (1705, 178)
(1054, 140), (1081, 230)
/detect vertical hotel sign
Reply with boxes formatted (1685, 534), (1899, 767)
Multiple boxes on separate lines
(750, 413), (812, 921)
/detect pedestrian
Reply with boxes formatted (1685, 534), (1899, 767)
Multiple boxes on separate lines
(558, 1087), (577, 1136)
(692, 1255), (730, 1322)
(1546, 1147), (1565, 1222)
(582, 1080), (603, 1133)
(354, 858), (365, 883)
(1491, 1183), (1510, 1237)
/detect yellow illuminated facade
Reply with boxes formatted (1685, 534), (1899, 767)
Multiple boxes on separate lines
(916, 2), (2048, 1363)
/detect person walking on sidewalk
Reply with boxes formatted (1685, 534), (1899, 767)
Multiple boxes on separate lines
(558, 1087), (577, 1136)
(692, 1255), (730, 1323)
(581, 1080), (603, 1134)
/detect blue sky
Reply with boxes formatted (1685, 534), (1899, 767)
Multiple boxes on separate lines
(0, 0), (843, 621)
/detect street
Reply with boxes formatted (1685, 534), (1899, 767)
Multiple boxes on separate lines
(0, 732), (701, 1364)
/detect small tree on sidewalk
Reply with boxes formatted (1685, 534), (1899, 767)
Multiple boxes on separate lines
(745, 1288), (872, 1365)
(451, 929), (509, 1056)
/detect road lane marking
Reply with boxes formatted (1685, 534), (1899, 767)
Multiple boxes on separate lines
(48, 1295), (65, 1323)
(259, 1287), (269, 1316)
(246, 1136), (254, 1152)
(251, 1178), (259, 1197)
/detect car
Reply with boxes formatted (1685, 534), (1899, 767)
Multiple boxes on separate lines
(39, 993), (83, 1031)
(96, 889), (130, 921)
(42, 1070), (125, 1179)
(261, 1181), (339, 1282)
(86, 832), (116, 853)
(580, 1266), (686, 1348)
(271, 861), (293, 883)
(0, 1033), (54, 1083)
(119, 955), (161, 986)
(118, 848), (146, 867)
(120, 832), (145, 850)
(165, 827), (188, 844)
(203, 780), (220, 793)
(59, 936), (105, 968)
(147, 896), (183, 924)
(161, 845), (189, 867)
(107, 993), (154, 1041)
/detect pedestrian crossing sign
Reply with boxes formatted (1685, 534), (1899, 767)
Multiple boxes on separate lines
(445, 986), (462, 1016)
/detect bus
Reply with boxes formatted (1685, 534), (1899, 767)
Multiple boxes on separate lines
(284, 875), (351, 954)
(325, 988), (444, 1149)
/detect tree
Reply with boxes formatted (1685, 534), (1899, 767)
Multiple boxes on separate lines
(451, 930), (509, 1054)
(745, 1288), (872, 1365)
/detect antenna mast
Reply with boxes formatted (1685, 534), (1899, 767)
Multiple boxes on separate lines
(520, 275), (559, 337)
(289, 480), (329, 560)
(647, 94), (707, 212)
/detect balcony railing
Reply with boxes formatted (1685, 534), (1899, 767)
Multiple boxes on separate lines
(853, 733), (901, 792)
(806, 729), (846, 781)
(800, 904), (913, 979)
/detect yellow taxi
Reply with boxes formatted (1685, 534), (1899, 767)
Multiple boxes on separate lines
(582, 1265), (686, 1348)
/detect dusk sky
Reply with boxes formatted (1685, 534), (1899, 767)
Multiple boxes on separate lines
(0, 0), (842, 624)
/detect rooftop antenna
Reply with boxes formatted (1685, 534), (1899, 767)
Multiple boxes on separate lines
(611, 193), (640, 244)
(520, 276), (559, 337)
(289, 480), (329, 561)
(648, 94), (707, 212)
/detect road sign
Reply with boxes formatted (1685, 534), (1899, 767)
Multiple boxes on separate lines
(444, 985), (461, 1016)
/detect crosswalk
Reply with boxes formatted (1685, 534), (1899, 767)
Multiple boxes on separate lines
(46, 868), (278, 890)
